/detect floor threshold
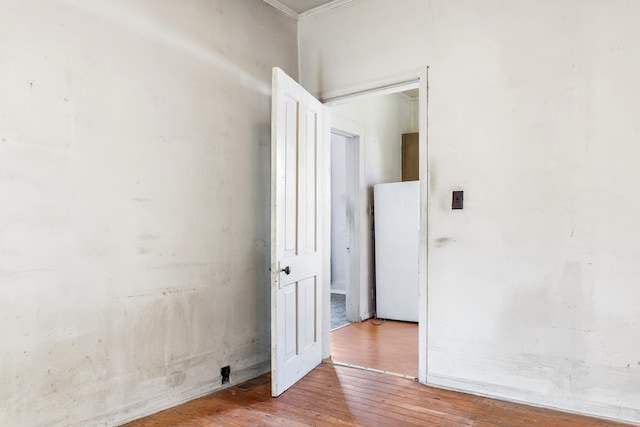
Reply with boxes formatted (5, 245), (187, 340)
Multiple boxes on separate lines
(324, 359), (418, 381)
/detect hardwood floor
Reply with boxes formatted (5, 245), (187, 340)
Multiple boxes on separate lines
(123, 364), (629, 426)
(330, 319), (418, 377)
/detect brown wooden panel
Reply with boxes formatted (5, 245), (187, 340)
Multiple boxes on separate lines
(402, 132), (419, 181)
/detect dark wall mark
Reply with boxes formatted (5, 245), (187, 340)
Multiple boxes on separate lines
(435, 237), (454, 247)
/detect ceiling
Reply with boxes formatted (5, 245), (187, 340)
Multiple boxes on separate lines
(272, 0), (337, 14)
(265, 0), (419, 101)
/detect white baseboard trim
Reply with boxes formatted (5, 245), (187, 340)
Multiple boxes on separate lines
(330, 289), (346, 295)
(427, 372), (640, 426)
(361, 311), (375, 321)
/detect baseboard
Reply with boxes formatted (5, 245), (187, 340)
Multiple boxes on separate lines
(361, 311), (375, 321)
(101, 361), (271, 427)
(427, 372), (640, 426)
(330, 289), (346, 295)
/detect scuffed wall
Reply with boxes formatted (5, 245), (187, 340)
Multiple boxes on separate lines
(300, 0), (640, 423)
(0, 0), (297, 425)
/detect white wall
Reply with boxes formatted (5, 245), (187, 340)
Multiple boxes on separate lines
(301, 0), (640, 423)
(332, 93), (413, 319)
(410, 96), (419, 133)
(0, 0), (297, 425)
(330, 132), (348, 293)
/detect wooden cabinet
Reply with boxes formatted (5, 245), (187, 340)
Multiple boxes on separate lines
(402, 132), (419, 181)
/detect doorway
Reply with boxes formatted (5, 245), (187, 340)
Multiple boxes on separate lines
(330, 130), (359, 330)
(327, 88), (421, 379)
(270, 66), (428, 396)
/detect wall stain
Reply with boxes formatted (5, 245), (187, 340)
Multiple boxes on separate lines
(254, 238), (266, 251)
(166, 370), (186, 388)
(435, 237), (454, 247)
(125, 287), (199, 299)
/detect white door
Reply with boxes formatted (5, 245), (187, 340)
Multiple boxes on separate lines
(271, 67), (327, 396)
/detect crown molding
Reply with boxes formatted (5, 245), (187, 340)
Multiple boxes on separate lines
(262, 0), (298, 18)
(298, 0), (355, 20)
(262, 0), (355, 21)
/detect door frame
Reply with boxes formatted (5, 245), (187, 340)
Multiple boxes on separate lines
(330, 126), (363, 325)
(320, 67), (429, 384)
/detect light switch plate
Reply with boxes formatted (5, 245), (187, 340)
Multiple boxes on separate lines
(452, 191), (463, 209)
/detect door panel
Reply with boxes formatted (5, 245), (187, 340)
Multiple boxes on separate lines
(284, 96), (298, 255)
(302, 110), (317, 253)
(283, 286), (297, 362)
(299, 277), (317, 352)
(271, 67), (327, 396)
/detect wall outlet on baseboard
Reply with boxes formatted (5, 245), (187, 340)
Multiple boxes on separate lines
(221, 365), (230, 384)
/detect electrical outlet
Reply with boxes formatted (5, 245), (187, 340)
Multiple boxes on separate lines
(221, 365), (230, 385)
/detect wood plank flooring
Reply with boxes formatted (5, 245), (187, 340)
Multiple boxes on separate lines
(330, 319), (418, 377)
(123, 364), (629, 426)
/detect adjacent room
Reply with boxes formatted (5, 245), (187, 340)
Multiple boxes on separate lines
(329, 90), (420, 378)
(1, 0), (639, 425)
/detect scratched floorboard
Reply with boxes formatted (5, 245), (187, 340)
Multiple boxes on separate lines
(122, 364), (630, 427)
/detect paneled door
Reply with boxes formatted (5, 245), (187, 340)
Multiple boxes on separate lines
(270, 67), (327, 396)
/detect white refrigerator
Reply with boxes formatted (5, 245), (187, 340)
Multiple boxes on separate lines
(373, 181), (419, 322)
